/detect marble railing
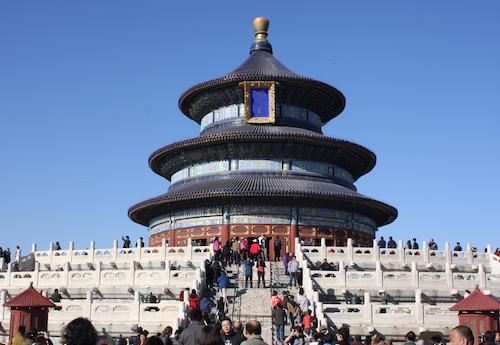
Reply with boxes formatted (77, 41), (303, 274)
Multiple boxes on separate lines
(297, 238), (493, 267)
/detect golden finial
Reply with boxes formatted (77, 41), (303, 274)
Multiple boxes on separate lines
(253, 17), (270, 42)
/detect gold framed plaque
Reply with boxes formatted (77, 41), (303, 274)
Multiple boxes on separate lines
(239, 81), (278, 124)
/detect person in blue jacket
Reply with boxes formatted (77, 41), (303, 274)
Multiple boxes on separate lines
(243, 258), (254, 288)
(217, 271), (230, 301)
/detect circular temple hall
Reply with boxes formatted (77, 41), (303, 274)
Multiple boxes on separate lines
(128, 17), (398, 255)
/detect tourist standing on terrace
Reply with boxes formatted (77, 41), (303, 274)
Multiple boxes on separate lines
(213, 237), (222, 261)
(428, 239), (438, 250)
(259, 234), (268, 261)
(249, 240), (260, 261)
(387, 237), (397, 249)
(223, 241), (232, 266)
(412, 238), (419, 250)
(378, 237), (386, 248)
(232, 238), (241, 266)
(274, 237), (282, 262)
(240, 237), (248, 260)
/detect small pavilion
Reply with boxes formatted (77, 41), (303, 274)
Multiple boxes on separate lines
(450, 288), (500, 343)
(3, 284), (56, 341)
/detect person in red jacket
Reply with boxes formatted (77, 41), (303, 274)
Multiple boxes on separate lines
(189, 289), (200, 309)
(250, 239), (260, 260)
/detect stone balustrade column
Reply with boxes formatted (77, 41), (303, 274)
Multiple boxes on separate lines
(112, 240), (118, 261)
(6, 260), (12, 285)
(96, 261), (102, 286)
(422, 241), (429, 262)
(31, 243), (37, 255)
(64, 262), (70, 285)
(445, 242), (451, 263)
(130, 261), (136, 286)
(478, 263), (486, 288)
(84, 290), (93, 320)
(48, 241), (54, 258)
(339, 261), (346, 287)
(161, 238), (167, 259)
(445, 262), (454, 288)
(376, 261), (383, 287)
(397, 240), (405, 261)
(347, 238), (354, 261)
(34, 261), (40, 286)
(303, 266), (313, 293)
(195, 268), (201, 294)
(0, 258), (4, 272)
(415, 288), (423, 325)
(373, 239), (380, 262)
(0, 289), (6, 319)
(364, 292), (372, 325)
(89, 241), (95, 261)
(411, 262), (419, 288)
(69, 242), (75, 262)
(187, 238), (193, 260)
(321, 238), (327, 259)
(315, 300), (323, 320)
(165, 260), (171, 285)
(132, 290), (141, 322)
(467, 243), (474, 264)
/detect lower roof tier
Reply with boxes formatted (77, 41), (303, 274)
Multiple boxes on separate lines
(128, 176), (397, 227)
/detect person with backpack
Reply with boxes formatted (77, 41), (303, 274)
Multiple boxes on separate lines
(257, 259), (266, 288)
(286, 295), (300, 330)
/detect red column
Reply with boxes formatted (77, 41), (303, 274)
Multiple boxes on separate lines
(221, 223), (230, 245)
(290, 223), (298, 253)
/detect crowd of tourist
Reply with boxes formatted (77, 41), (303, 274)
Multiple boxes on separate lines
(10, 313), (491, 345)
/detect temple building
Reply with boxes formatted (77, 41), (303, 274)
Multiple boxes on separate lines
(128, 17), (397, 254)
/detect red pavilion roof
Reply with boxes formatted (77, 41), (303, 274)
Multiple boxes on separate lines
(450, 289), (500, 311)
(3, 285), (56, 308)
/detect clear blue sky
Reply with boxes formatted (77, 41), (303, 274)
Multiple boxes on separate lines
(1, 1), (499, 254)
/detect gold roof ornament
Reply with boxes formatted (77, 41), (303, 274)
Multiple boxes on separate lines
(253, 17), (269, 42)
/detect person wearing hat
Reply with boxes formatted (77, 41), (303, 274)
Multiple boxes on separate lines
(318, 325), (332, 345)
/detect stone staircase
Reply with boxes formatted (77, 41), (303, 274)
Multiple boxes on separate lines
(221, 261), (291, 345)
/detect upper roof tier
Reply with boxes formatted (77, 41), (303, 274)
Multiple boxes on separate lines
(179, 17), (346, 125)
